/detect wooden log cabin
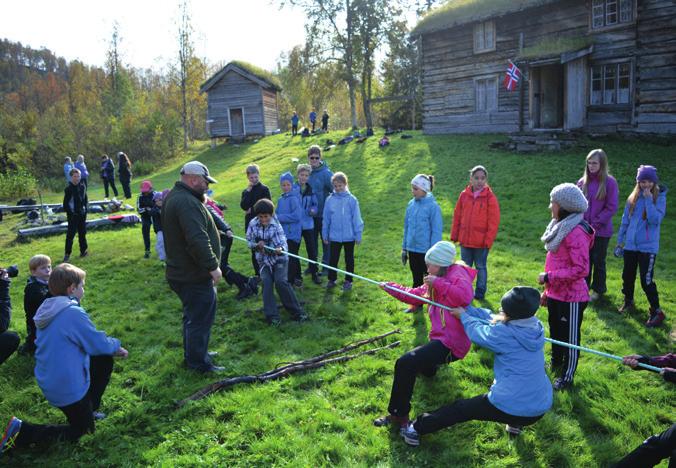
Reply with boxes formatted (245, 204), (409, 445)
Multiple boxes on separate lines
(413, 0), (676, 134)
(200, 61), (282, 138)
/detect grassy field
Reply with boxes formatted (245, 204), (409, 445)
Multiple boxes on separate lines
(0, 132), (673, 467)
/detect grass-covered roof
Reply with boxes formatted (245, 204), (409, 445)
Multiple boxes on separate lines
(412, 0), (561, 36)
(230, 60), (282, 90)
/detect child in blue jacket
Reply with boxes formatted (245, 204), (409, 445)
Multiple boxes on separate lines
(294, 164), (321, 285)
(402, 173), (443, 311)
(399, 286), (552, 446)
(277, 172), (304, 286)
(322, 172), (364, 291)
(0, 263), (128, 456)
(616, 165), (667, 327)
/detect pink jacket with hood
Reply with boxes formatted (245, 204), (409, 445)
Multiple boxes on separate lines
(543, 225), (594, 303)
(384, 263), (476, 359)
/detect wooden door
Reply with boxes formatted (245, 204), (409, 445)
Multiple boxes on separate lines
(565, 57), (587, 129)
(229, 108), (244, 136)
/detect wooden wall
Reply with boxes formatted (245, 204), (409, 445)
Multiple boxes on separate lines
(261, 89), (280, 134)
(206, 71), (265, 137)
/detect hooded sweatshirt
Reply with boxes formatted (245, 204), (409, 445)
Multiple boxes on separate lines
(276, 189), (303, 242)
(34, 296), (120, 407)
(461, 307), (553, 417)
(322, 190), (364, 243)
(384, 263), (477, 359)
(293, 182), (318, 231)
(402, 192), (443, 254)
(308, 162), (333, 218)
(617, 185), (667, 254)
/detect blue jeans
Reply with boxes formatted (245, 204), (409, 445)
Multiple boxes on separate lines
(260, 258), (303, 320)
(460, 247), (489, 298)
(168, 279), (216, 371)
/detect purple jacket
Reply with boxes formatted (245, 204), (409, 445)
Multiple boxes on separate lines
(577, 173), (618, 238)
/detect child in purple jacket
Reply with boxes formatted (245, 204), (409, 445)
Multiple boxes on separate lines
(577, 149), (618, 301)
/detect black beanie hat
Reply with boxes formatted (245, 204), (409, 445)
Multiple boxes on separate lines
(253, 198), (275, 215)
(500, 286), (541, 319)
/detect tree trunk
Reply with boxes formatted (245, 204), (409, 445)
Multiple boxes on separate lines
(345, 0), (358, 130)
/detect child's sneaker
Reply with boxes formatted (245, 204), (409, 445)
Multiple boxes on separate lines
(646, 309), (666, 328)
(312, 274), (322, 285)
(92, 411), (107, 421)
(62, 255), (70, 263)
(0, 416), (22, 456)
(293, 278), (303, 288)
(400, 423), (420, 447)
(342, 281), (352, 291)
(144, 251), (150, 259)
(617, 299), (634, 313)
(326, 280), (337, 289)
(294, 313), (309, 322)
(589, 291), (600, 302)
(373, 414), (407, 428)
(505, 425), (522, 436)
(267, 317), (281, 327)
(553, 378), (572, 391)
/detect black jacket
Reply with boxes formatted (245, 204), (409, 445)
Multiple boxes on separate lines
(63, 182), (88, 216)
(240, 182), (271, 230)
(101, 159), (115, 180)
(118, 161), (132, 182)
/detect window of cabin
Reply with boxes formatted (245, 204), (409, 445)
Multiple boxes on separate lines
(591, 0), (633, 29)
(474, 21), (495, 53)
(590, 62), (632, 105)
(476, 77), (498, 112)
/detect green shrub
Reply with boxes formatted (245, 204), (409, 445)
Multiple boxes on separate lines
(132, 160), (154, 177)
(0, 169), (38, 200)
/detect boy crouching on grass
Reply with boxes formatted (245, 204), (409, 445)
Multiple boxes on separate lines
(246, 199), (308, 326)
(0, 264), (128, 458)
(19, 255), (52, 355)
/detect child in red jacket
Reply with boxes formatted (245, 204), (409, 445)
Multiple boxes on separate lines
(374, 241), (476, 433)
(538, 183), (594, 391)
(450, 165), (500, 300)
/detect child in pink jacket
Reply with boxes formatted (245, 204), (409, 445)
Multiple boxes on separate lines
(538, 183), (594, 391)
(374, 241), (476, 432)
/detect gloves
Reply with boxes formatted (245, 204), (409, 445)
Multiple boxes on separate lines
(401, 250), (408, 266)
(613, 245), (624, 258)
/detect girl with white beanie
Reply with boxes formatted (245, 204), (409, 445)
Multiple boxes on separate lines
(374, 241), (477, 434)
(538, 183), (594, 391)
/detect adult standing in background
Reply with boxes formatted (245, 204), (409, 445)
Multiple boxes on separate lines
(321, 110), (329, 132)
(74, 155), (89, 188)
(577, 149), (619, 302)
(100, 155), (118, 199)
(307, 145), (333, 273)
(63, 157), (73, 184)
(309, 109), (317, 132)
(117, 152), (133, 199)
(162, 161), (223, 373)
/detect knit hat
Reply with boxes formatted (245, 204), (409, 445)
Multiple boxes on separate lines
(280, 171), (294, 185)
(636, 165), (658, 183)
(140, 180), (153, 192)
(550, 183), (588, 213)
(500, 286), (541, 319)
(254, 198), (275, 215)
(424, 241), (456, 267)
(152, 191), (164, 202)
(411, 174), (431, 193)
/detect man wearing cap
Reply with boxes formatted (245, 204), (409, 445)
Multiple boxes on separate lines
(162, 161), (223, 373)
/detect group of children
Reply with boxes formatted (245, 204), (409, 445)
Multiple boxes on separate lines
(290, 110), (330, 136)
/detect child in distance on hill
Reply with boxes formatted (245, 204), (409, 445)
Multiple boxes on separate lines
(375, 241), (476, 433)
(19, 255), (52, 355)
(399, 287), (553, 446)
(322, 172), (364, 291)
(137, 180), (157, 259)
(153, 191), (167, 262)
(63, 168), (88, 263)
(616, 165), (667, 327)
(402, 173), (443, 312)
(277, 172), (304, 286)
(450, 165), (500, 300)
(294, 164), (321, 285)
(246, 199), (307, 326)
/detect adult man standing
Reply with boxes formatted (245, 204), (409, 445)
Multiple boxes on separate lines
(307, 145), (334, 273)
(162, 161), (223, 373)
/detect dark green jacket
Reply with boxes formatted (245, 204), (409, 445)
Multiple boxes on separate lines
(162, 181), (221, 283)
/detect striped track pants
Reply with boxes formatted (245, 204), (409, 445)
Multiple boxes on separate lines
(548, 298), (588, 383)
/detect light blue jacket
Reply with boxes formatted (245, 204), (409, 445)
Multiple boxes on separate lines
(402, 193), (443, 254)
(460, 307), (552, 417)
(293, 182), (319, 231)
(276, 190), (303, 242)
(34, 296), (120, 407)
(322, 190), (364, 243)
(308, 162), (333, 218)
(64, 162), (73, 182)
(617, 185), (667, 254)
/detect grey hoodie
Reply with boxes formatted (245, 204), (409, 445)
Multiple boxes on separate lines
(34, 296), (79, 329)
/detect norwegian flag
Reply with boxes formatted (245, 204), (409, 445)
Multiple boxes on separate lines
(504, 61), (521, 91)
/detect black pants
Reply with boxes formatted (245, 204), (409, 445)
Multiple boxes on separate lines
(328, 241), (355, 283)
(120, 178), (132, 199)
(0, 330), (19, 365)
(614, 423), (676, 468)
(311, 121), (316, 132)
(622, 250), (660, 310)
(14, 355), (113, 448)
(220, 236), (248, 292)
(301, 229), (318, 276)
(287, 239), (301, 284)
(408, 251), (427, 287)
(292, 124), (298, 135)
(413, 393), (543, 435)
(388, 340), (454, 418)
(548, 298), (587, 383)
(141, 215), (153, 251)
(102, 177), (118, 198)
(587, 236), (610, 294)
(65, 213), (88, 256)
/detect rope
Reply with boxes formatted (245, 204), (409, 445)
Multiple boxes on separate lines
(231, 234), (663, 373)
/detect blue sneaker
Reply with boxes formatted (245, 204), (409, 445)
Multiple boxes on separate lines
(400, 423), (420, 447)
(1, 417), (22, 456)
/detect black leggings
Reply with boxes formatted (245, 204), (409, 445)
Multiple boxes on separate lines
(622, 250), (660, 310)
(102, 177), (118, 198)
(408, 251), (427, 287)
(328, 241), (355, 282)
(547, 298), (587, 383)
(614, 423), (676, 468)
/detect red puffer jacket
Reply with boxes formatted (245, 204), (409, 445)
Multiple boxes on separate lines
(451, 186), (500, 249)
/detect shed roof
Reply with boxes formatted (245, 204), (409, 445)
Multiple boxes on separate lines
(412, 0), (561, 36)
(200, 61), (282, 94)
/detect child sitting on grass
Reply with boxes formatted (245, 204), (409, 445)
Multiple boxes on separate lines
(19, 255), (52, 355)
(399, 287), (552, 447)
(0, 263), (128, 458)
(246, 199), (307, 326)
(375, 241), (476, 433)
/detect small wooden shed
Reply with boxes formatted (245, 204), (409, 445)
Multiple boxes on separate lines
(200, 61), (282, 138)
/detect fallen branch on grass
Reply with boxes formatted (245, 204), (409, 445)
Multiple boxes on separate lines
(177, 329), (401, 406)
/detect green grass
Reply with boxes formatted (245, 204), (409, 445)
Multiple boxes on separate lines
(0, 132), (673, 466)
